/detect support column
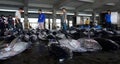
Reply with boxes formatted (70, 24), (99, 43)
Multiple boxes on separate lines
(118, 13), (120, 29)
(52, 8), (57, 29)
(92, 12), (96, 23)
(24, 0), (29, 29)
(48, 18), (50, 30)
(67, 17), (70, 28)
(75, 12), (78, 16)
(73, 12), (78, 27)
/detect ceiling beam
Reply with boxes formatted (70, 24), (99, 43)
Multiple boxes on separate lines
(0, 0), (23, 6)
(110, 0), (120, 11)
(79, 0), (95, 3)
(75, 0), (119, 12)
(75, 3), (92, 12)
(0, 0), (53, 9)
(94, 6), (112, 13)
(94, 0), (120, 12)
(53, 0), (71, 9)
(29, 3), (52, 8)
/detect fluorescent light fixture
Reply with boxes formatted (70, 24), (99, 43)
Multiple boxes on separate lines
(106, 3), (115, 6)
(0, 9), (52, 14)
(56, 11), (74, 15)
(67, 13), (75, 15)
(0, 9), (74, 15)
(78, 14), (92, 16)
(96, 14), (99, 17)
(29, 11), (52, 14)
(0, 9), (17, 12)
(79, 0), (94, 3)
(78, 13), (99, 17)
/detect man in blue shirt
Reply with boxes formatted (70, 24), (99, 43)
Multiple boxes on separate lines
(38, 9), (45, 30)
(105, 10), (112, 29)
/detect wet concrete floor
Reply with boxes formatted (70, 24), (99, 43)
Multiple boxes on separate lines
(0, 41), (120, 64)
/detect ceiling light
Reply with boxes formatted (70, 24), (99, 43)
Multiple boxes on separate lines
(79, 0), (95, 3)
(78, 14), (92, 16)
(106, 3), (115, 6)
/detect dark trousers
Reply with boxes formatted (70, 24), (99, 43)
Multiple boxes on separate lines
(85, 24), (89, 27)
(5, 24), (9, 29)
(8, 23), (14, 29)
(0, 22), (5, 36)
(15, 19), (23, 32)
(106, 22), (112, 29)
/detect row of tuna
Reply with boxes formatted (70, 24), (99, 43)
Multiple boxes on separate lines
(0, 28), (119, 61)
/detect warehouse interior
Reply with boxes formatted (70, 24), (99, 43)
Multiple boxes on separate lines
(0, 0), (120, 64)
(0, 0), (120, 29)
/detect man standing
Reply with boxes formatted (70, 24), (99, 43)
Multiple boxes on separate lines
(85, 18), (90, 27)
(38, 9), (45, 30)
(105, 10), (112, 29)
(0, 15), (6, 36)
(61, 8), (67, 30)
(7, 15), (14, 29)
(15, 8), (23, 31)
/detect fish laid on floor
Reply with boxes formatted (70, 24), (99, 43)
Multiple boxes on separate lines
(0, 37), (30, 60)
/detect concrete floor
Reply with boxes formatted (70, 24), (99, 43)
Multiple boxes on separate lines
(0, 41), (120, 64)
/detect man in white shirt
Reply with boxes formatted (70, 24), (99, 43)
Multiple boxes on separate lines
(15, 8), (23, 31)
